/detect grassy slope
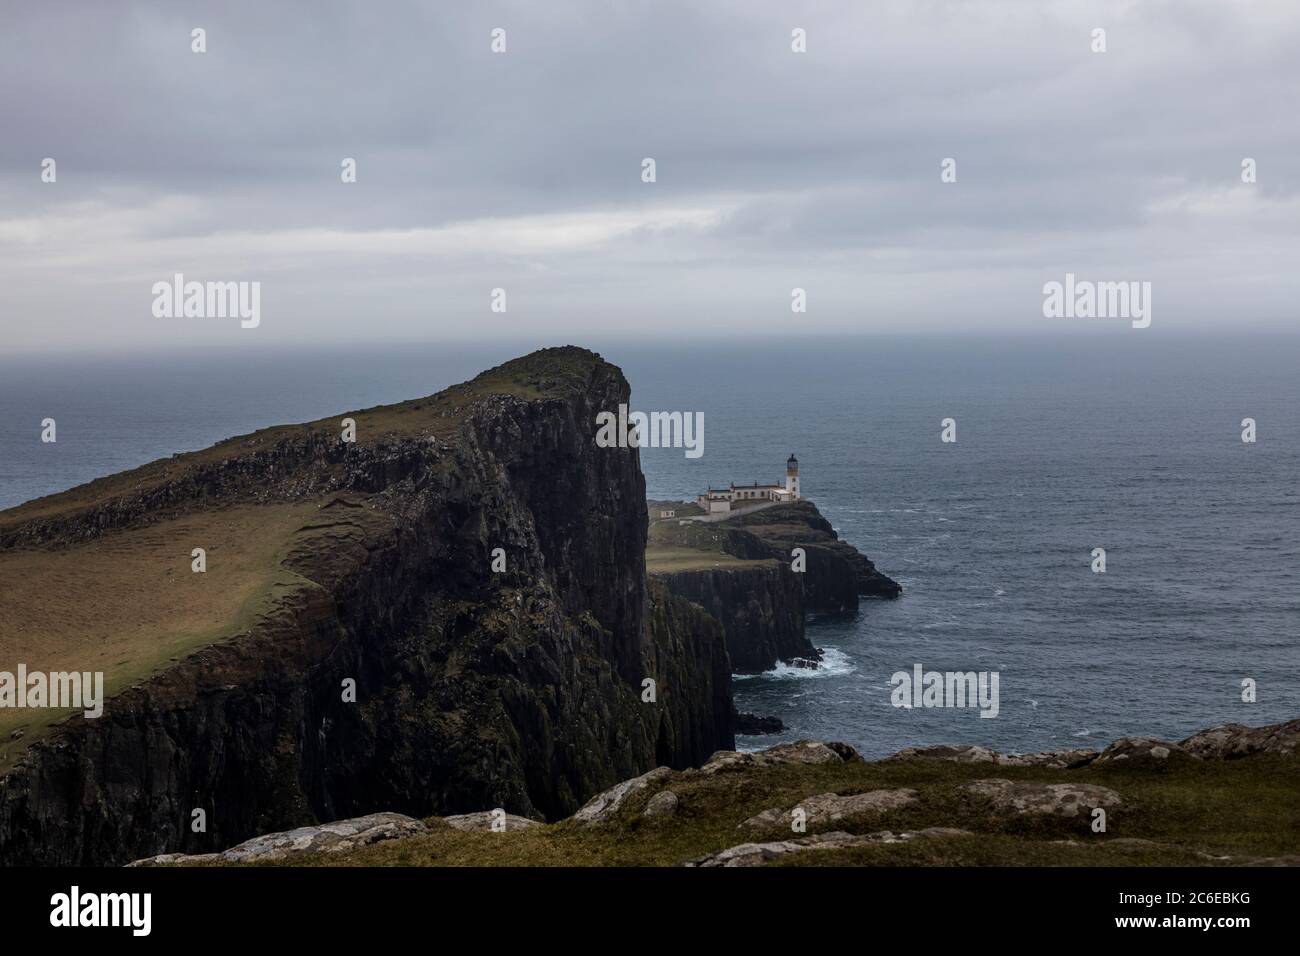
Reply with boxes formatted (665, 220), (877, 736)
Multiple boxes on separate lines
(644, 547), (768, 573)
(646, 500), (704, 522)
(644, 512), (774, 573)
(259, 752), (1300, 867)
(0, 501), (397, 774)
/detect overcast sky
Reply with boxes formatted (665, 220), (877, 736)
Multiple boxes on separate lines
(1, 0), (1298, 355)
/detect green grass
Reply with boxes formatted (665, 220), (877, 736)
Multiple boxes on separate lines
(647, 501), (704, 523)
(644, 547), (771, 573)
(0, 499), (395, 773)
(0, 346), (604, 770)
(246, 752), (1300, 867)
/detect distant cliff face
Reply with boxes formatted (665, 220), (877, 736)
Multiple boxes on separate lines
(725, 502), (902, 609)
(0, 347), (734, 866)
(654, 564), (811, 673)
(648, 501), (899, 673)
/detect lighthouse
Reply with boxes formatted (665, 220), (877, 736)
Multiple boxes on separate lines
(785, 453), (800, 499)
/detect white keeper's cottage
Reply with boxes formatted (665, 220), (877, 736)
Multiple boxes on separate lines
(696, 454), (801, 514)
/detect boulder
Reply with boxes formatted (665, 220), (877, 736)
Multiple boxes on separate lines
(962, 778), (1122, 818)
(741, 789), (918, 830)
(823, 741), (866, 763)
(128, 812), (426, 866)
(1016, 748), (1101, 769)
(572, 766), (673, 825)
(129, 852), (220, 866)
(642, 791), (680, 818)
(684, 827), (970, 867)
(1093, 737), (1199, 766)
(442, 811), (540, 833)
(702, 740), (862, 775)
(888, 744), (1097, 768)
(1180, 720), (1300, 759)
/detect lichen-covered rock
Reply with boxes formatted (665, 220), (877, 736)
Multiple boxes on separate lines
(1094, 737), (1199, 766)
(684, 827), (970, 867)
(642, 791), (679, 818)
(890, 744), (1003, 764)
(128, 812), (425, 866)
(702, 739), (861, 775)
(1179, 720), (1300, 759)
(889, 744), (1098, 768)
(443, 811), (540, 832)
(573, 767), (673, 826)
(1016, 748), (1100, 768)
(741, 789), (918, 830)
(962, 778), (1123, 818)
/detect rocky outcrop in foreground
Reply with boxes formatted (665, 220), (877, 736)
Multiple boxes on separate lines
(684, 828), (971, 867)
(891, 719), (1300, 767)
(126, 718), (1300, 868)
(960, 779), (1123, 818)
(130, 812), (426, 866)
(741, 789), (919, 830)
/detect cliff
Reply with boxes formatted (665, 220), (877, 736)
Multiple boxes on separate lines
(647, 500), (899, 672)
(725, 501), (901, 608)
(0, 347), (734, 866)
(651, 563), (808, 673)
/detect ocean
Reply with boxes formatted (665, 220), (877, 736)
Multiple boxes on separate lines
(2, 334), (1297, 758)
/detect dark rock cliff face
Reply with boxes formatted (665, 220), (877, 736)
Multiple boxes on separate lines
(651, 501), (900, 673)
(0, 348), (734, 866)
(726, 502), (902, 610)
(653, 565), (814, 673)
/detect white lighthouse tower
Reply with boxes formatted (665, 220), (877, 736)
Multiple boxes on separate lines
(785, 453), (800, 499)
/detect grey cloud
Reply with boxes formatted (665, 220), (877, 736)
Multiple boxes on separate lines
(1, 0), (1298, 353)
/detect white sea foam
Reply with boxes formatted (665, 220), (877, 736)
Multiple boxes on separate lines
(733, 646), (855, 681)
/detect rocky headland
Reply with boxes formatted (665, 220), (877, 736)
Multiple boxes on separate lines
(646, 499), (900, 672)
(0, 347), (734, 865)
